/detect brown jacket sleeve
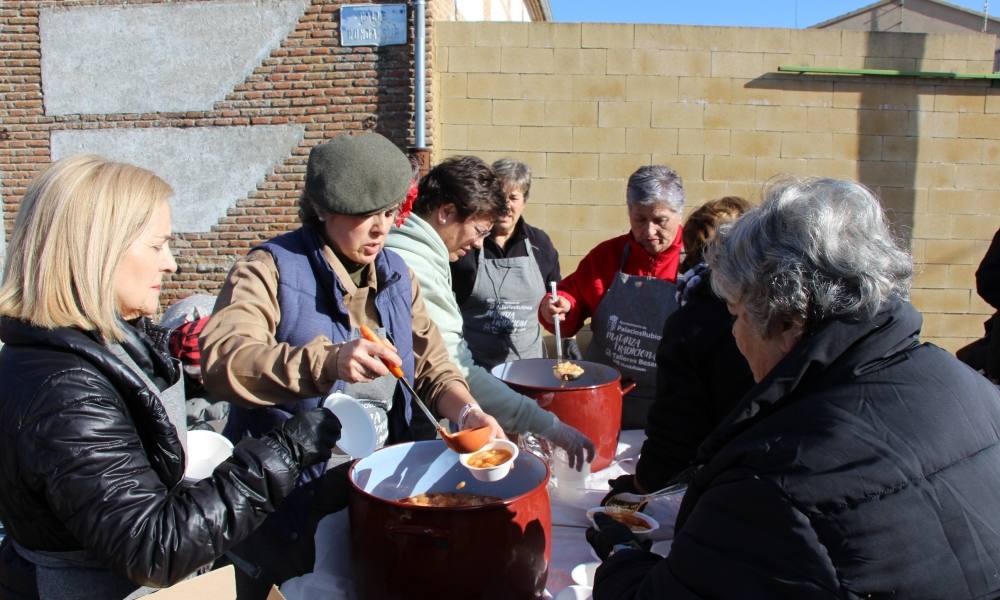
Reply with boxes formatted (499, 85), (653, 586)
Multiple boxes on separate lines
(201, 251), (467, 412)
(200, 251), (342, 407)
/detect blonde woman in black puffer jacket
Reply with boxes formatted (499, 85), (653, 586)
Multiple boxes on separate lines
(0, 155), (342, 599)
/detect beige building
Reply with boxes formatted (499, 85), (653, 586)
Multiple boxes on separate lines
(813, 0), (1000, 69)
(434, 21), (1000, 352)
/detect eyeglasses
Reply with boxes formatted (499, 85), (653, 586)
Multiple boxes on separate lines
(472, 223), (492, 240)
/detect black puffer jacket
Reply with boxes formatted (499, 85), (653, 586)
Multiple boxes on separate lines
(596, 301), (1000, 599)
(635, 271), (754, 491)
(0, 318), (301, 589)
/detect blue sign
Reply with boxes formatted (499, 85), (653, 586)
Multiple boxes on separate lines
(341, 4), (407, 47)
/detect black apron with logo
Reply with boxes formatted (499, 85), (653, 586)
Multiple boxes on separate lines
(460, 238), (547, 369)
(584, 244), (678, 429)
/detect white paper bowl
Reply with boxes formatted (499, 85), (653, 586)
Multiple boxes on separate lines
(570, 561), (600, 587)
(586, 506), (659, 538)
(184, 430), (234, 482)
(554, 584), (593, 600)
(323, 393), (377, 459)
(459, 439), (518, 482)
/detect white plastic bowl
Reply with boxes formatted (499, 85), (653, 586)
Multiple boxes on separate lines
(184, 430), (234, 482)
(571, 561), (600, 587)
(458, 439), (518, 482)
(586, 506), (660, 538)
(323, 392), (377, 459)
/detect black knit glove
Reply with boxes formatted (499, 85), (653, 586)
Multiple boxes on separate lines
(586, 512), (650, 561)
(601, 474), (641, 506)
(267, 408), (343, 468)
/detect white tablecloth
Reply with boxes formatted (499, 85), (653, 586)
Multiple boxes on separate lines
(544, 429), (648, 597)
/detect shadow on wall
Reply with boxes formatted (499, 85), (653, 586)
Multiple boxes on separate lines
(857, 32), (922, 252)
(741, 31), (993, 255)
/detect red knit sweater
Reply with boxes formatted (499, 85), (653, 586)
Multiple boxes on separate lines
(540, 230), (683, 336)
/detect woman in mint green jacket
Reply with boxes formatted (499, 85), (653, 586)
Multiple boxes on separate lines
(386, 156), (594, 470)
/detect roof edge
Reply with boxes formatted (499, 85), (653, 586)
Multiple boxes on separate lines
(811, 0), (1000, 29)
(525, 0), (552, 22)
(811, 0), (896, 28)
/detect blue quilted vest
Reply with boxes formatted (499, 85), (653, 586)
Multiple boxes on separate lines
(223, 226), (416, 483)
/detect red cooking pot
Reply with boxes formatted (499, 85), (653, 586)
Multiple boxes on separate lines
(492, 358), (636, 471)
(349, 440), (551, 599)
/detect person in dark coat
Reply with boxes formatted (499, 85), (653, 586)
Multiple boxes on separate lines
(609, 197), (754, 497)
(979, 229), (1000, 380)
(588, 177), (1000, 599)
(958, 228), (1000, 382)
(0, 155), (342, 599)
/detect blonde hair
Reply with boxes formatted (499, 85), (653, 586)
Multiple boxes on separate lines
(0, 155), (173, 342)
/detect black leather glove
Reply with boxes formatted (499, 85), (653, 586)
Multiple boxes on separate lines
(586, 512), (651, 561)
(601, 474), (641, 506)
(563, 337), (583, 361)
(267, 408), (342, 469)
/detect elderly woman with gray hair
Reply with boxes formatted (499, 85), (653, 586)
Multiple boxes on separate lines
(539, 165), (685, 428)
(589, 177), (1000, 599)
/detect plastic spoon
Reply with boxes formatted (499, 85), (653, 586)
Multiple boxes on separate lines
(358, 325), (491, 454)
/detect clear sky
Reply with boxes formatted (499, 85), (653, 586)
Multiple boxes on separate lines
(549, 0), (991, 29)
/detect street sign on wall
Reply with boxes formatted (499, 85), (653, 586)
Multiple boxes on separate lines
(340, 4), (407, 46)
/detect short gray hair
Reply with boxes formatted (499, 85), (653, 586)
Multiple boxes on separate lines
(626, 165), (684, 212)
(707, 177), (912, 337)
(492, 158), (532, 199)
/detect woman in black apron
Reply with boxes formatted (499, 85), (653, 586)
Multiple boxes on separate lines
(539, 165), (685, 429)
(455, 158), (561, 369)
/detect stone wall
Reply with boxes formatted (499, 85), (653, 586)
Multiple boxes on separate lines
(434, 22), (1000, 351)
(0, 0), (430, 307)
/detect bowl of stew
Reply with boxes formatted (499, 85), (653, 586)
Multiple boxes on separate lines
(586, 506), (659, 538)
(459, 439), (519, 482)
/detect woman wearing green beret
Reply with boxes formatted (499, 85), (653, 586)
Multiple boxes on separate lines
(200, 133), (503, 597)
(386, 155), (595, 472)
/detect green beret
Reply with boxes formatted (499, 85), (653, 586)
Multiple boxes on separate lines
(304, 133), (412, 216)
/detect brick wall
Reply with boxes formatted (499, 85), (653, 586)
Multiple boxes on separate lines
(434, 22), (1000, 351)
(0, 0), (431, 308)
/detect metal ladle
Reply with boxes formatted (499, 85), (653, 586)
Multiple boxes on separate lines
(550, 281), (582, 381)
(359, 325), (490, 454)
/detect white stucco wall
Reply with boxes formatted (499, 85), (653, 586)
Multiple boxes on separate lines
(455, 0), (532, 21)
(51, 126), (306, 233)
(40, 0), (309, 116)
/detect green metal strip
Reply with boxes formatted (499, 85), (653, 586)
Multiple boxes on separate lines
(778, 65), (1000, 80)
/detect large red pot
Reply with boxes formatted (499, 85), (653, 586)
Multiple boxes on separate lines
(492, 358), (636, 471)
(349, 440), (551, 599)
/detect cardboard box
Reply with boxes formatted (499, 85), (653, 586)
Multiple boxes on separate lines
(145, 565), (285, 600)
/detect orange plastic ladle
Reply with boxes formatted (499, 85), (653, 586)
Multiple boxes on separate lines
(359, 325), (491, 454)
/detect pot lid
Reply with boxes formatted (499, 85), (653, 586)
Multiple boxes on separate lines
(490, 358), (621, 390)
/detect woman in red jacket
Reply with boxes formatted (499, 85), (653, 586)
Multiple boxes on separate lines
(539, 165), (684, 429)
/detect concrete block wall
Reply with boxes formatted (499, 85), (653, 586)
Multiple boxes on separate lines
(434, 21), (1000, 351)
(0, 0), (429, 308)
